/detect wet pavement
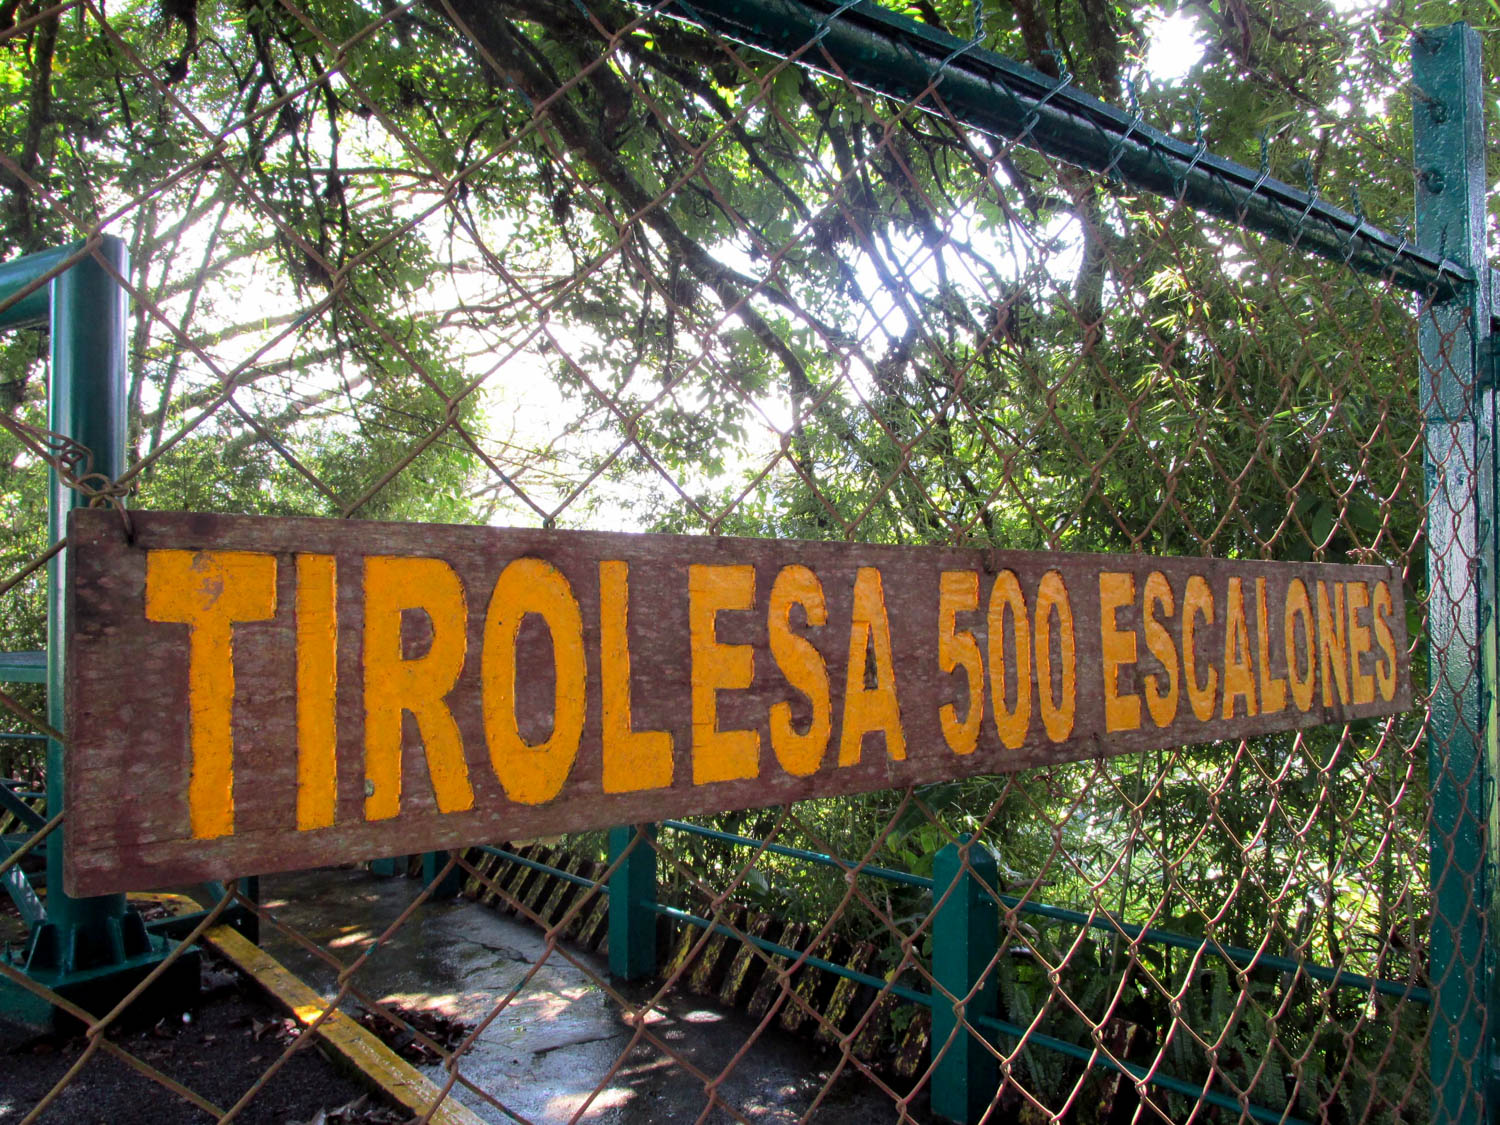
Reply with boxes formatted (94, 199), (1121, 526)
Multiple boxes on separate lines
(258, 867), (914, 1124)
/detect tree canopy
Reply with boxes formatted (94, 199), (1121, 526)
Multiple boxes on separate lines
(1, 0), (1486, 542)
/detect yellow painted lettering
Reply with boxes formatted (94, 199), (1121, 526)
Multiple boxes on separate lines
(1034, 571), (1076, 742)
(839, 567), (905, 765)
(146, 549), (277, 840)
(938, 571), (984, 754)
(1317, 581), (1351, 706)
(1347, 582), (1376, 705)
(1142, 572), (1178, 728)
(1183, 575), (1216, 722)
(483, 557), (587, 805)
(295, 553), (337, 831)
(1255, 578), (1288, 715)
(1221, 577), (1257, 719)
(1284, 579), (1315, 711)
(690, 564), (760, 783)
(768, 565), (831, 778)
(1372, 581), (1398, 703)
(599, 560), (673, 793)
(1099, 572), (1140, 733)
(363, 556), (474, 820)
(987, 570), (1031, 750)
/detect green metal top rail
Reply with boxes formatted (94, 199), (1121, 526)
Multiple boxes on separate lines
(0, 241), (95, 331)
(656, 0), (1470, 299)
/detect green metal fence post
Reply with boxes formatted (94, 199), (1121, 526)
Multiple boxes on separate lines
(1414, 23), (1496, 1124)
(608, 824), (657, 979)
(0, 237), (198, 1027)
(931, 837), (999, 1124)
(33, 238), (135, 978)
(422, 850), (463, 898)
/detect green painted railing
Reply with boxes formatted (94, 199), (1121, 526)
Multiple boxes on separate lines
(472, 828), (1345, 1123)
(658, 819), (1431, 1005)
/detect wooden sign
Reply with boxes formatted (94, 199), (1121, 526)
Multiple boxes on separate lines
(64, 509), (1410, 895)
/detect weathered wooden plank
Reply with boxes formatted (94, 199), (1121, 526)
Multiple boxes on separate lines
(719, 915), (779, 1009)
(778, 933), (850, 1034)
(748, 921), (808, 1020)
(517, 848), (564, 920)
(686, 907), (745, 996)
(851, 975), (912, 1065)
(204, 924), (488, 1125)
(491, 848), (537, 912)
(572, 873), (613, 951)
(553, 861), (606, 942)
(459, 848), (501, 900)
(815, 941), (878, 1047)
(65, 509), (1413, 895)
(534, 854), (586, 932)
(891, 1006), (932, 1080)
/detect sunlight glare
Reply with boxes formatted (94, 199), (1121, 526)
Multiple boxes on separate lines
(1143, 12), (1205, 84)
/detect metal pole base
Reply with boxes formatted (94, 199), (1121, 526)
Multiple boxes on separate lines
(1, 935), (200, 1034)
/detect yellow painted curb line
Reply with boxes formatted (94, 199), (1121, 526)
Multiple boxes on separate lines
(203, 924), (487, 1125)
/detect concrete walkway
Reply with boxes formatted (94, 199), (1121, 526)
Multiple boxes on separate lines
(257, 867), (910, 1124)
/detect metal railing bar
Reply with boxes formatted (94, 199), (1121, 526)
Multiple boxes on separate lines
(971, 1014), (1309, 1125)
(476, 845), (603, 891)
(653, 0), (1469, 298)
(649, 901), (931, 1006)
(659, 820), (1429, 1004)
(661, 819), (933, 888)
(0, 243), (80, 330)
(657, 902), (1304, 1125)
(0, 782), (46, 831)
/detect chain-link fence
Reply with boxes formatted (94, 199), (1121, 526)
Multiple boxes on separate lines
(0, 0), (1491, 1121)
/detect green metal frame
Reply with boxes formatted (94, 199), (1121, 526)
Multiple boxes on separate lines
(421, 849), (464, 898)
(627, 7), (1491, 1117)
(608, 823), (657, 980)
(930, 839), (998, 1124)
(649, 0), (1467, 299)
(479, 834), (1312, 1122)
(661, 818), (1429, 1002)
(0, 238), (200, 1026)
(1413, 24), (1495, 1124)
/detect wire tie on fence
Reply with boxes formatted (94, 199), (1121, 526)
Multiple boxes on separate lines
(1041, 35), (1069, 82)
(117, 500), (136, 544)
(1338, 186), (1369, 265)
(1016, 39), (1073, 146)
(930, 1), (987, 80)
(1381, 216), (1413, 280)
(1102, 77), (1145, 182)
(809, 0), (862, 47)
(1230, 130), (1274, 224)
(1297, 157), (1317, 196)
(0, 414), (134, 522)
(1289, 157), (1321, 241)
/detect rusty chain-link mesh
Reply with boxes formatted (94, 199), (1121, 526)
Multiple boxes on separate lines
(0, 0), (1473, 1121)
